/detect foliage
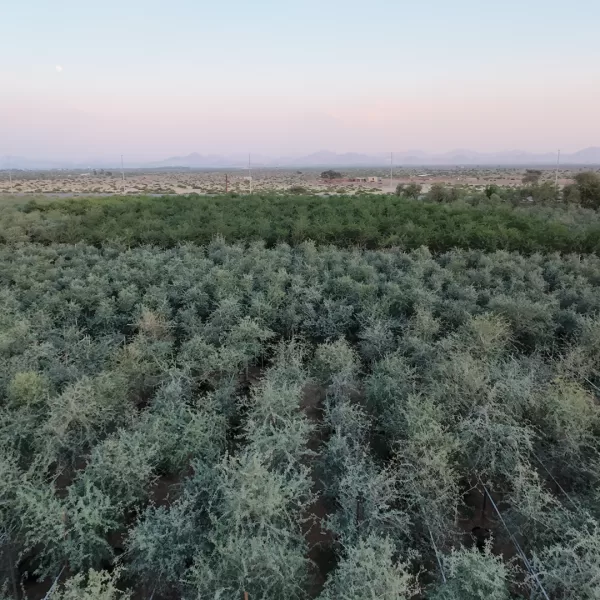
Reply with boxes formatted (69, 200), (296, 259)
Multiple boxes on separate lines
(6, 371), (48, 407)
(126, 498), (200, 593)
(186, 529), (309, 600)
(523, 169), (543, 184)
(324, 449), (410, 545)
(318, 535), (419, 600)
(458, 400), (535, 484)
(573, 171), (600, 209)
(52, 569), (130, 600)
(393, 394), (461, 542)
(312, 338), (359, 396)
(320, 170), (343, 180)
(5, 193), (600, 252)
(2, 235), (600, 596)
(76, 428), (159, 510)
(396, 182), (422, 198)
(532, 518), (600, 600)
(429, 545), (513, 600)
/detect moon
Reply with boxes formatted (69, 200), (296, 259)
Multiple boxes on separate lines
(55, 65), (63, 72)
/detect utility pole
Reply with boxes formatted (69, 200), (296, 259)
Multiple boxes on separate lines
(225, 173), (228, 193)
(554, 149), (561, 188)
(8, 155), (13, 194)
(248, 153), (252, 194)
(390, 152), (393, 192)
(121, 154), (125, 193)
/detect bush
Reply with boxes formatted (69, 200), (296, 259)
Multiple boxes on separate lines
(7, 371), (49, 407)
(6, 193), (600, 253)
(574, 171), (600, 209)
(429, 545), (512, 600)
(318, 535), (419, 600)
(321, 170), (343, 180)
(52, 569), (130, 600)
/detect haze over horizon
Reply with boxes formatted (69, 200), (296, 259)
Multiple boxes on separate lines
(2, 0), (599, 162)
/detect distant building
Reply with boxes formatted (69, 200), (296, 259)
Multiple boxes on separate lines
(349, 177), (380, 183)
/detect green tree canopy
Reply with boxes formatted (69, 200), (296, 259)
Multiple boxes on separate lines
(573, 171), (600, 209)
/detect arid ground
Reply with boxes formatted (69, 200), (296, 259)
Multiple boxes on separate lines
(0, 165), (587, 197)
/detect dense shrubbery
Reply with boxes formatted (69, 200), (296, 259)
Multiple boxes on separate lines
(1, 240), (600, 597)
(3, 191), (600, 252)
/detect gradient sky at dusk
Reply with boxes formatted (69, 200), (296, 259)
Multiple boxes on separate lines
(2, 0), (599, 161)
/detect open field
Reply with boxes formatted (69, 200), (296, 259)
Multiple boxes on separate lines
(0, 165), (594, 196)
(1, 190), (600, 600)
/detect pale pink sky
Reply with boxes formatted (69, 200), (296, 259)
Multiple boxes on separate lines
(2, 0), (599, 161)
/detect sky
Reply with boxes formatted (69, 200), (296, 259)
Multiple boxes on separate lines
(1, 0), (599, 162)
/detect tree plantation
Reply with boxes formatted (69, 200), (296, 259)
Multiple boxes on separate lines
(2, 196), (600, 598)
(4, 188), (600, 253)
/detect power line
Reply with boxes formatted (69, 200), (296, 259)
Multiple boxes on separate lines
(425, 522), (447, 584)
(479, 481), (550, 600)
(531, 452), (579, 511)
(43, 565), (65, 600)
(403, 461), (447, 584)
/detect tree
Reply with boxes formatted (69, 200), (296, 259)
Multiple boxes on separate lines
(573, 171), (600, 209)
(403, 183), (422, 198)
(324, 450), (410, 545)
(321, 170), (343, 180)
(458, 401), (534, 485)
(428, 183), (450, 203)
(76, 428), (159, 510)
(312, 338), (359, 396)
(429, 545), (513, 600)
(504, 462), (566, 549)
(531, 181), (560, 204)
(318, 535), (419, 600)
(534, 378), (600, 468)
(562, 183), (581, 204)
(532, 518), (600, 600)
(6, 371), (49, 407)
(52, 569), (130, 600)
(289, 185), (307, 194)
(187, 530), (309, 600)
(127, 498), (200, 594)
(185, 451), (312, 599)
(484, 184), (500, 199)
(522, 169), (543, 184)
(393, 394), (461, 541)
(358, 317), (396, 363)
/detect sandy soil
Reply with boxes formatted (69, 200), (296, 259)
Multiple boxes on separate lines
(0, 166), (586, 197)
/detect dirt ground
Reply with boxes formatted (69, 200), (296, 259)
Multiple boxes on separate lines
(0, 166), (587, 197)
(300, 383), (336, 597)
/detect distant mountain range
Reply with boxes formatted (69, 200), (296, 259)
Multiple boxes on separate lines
(4, 147), (600, 170)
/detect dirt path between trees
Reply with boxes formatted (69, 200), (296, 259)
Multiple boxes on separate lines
(300, 383), (336, 597)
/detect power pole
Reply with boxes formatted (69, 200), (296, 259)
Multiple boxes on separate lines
(121, 154), (125, 193)
(554, 149), (561, 188)
(225, 173), (228, 193)
(8, 155), (13, 194)
(248, 153), (252, 194)
(390, 152), (393, 192)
